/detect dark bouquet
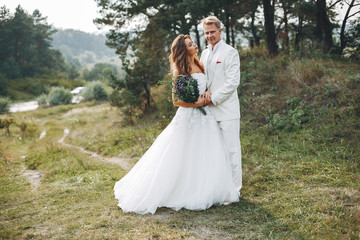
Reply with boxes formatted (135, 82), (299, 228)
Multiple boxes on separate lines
(173, 74), (206, 115)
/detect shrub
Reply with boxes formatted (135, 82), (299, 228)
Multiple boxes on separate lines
(16, 119), (38, 138)
(0, 97), (10, 114)
(47, 87), (72, 106)
(37, 94), (48, 107)
(82, 81), (108, 101)
(265, 97), (311, 131)
(6, 77), (85, 101)
(0, 117), (14, 135)
(152, 84), (175, 119)
(109, 90), (122, 107)
(49, 78), (85, 90)
(8, 78), (47, 96)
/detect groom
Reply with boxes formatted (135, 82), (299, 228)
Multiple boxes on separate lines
(200, 16), (242, 191)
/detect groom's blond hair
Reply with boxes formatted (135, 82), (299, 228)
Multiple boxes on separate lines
(202, 16), (221, 29)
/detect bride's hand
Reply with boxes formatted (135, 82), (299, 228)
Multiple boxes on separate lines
(195, 95), (205, 107)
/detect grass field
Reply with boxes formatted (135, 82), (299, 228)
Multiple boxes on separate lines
(1, 56), (359, 239)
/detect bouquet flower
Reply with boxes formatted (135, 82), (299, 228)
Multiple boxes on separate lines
(173, 74), (206, 115)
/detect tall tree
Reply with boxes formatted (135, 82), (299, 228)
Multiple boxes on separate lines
(0, 5), (65, 78)
(250, 1), (261, 47)
(262, 0), (278, 56)
(290, 0), (317, 51)
(108, 20), (168, 113)
(276, 0), (298, 49)
(94, 0), (205, 113)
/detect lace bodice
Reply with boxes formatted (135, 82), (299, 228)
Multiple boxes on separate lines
(191, 73), (207, 95)
(173, 72), (214, 128)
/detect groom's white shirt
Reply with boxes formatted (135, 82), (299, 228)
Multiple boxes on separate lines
(200, 40), (240, 121)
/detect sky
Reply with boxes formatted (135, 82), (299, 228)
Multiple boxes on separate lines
(1, 0), (105, 33)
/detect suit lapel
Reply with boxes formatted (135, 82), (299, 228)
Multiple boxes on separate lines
(200, 50), (210, 88)
(202, 51), (210, 77)
(208, 43), (223, 88)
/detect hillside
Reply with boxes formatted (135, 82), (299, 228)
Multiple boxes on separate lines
(0, 55), (359, 239)
(1, 29), (124, 102)
(52, 29), (121, 69)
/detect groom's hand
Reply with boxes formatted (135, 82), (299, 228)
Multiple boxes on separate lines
(204, 91), (213, 106)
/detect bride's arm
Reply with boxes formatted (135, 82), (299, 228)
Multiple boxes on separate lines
(173, 94), (205, 108)
(172, 71), (205, 108)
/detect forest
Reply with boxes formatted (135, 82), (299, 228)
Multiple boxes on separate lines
(0, 1), (359, 109)
(0, 5), (120, 103)
(0, 0), (360, 239)
(93, 0), (359, 116)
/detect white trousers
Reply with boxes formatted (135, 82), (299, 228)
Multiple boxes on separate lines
(218, 119), (242, 191)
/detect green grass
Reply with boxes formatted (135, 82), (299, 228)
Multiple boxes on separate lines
(0, 55), (359, 239)
(5, 77), (86, 102)
(6, 88), (37, 102)
(0, 162), (291, 239)
(241, 124), (360, 239)
(0, 119), (291, 239)
(67, 117), (170, 158)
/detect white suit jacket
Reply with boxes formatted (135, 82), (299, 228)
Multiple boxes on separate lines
(200, 41), (240, 121)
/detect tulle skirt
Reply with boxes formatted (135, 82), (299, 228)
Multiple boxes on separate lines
(114, 107), (239, 214)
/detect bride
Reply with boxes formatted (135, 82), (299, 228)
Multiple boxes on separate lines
(114, 34), (239, 214)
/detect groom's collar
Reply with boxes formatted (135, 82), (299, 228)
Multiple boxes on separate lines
(207, 40), (223, 52)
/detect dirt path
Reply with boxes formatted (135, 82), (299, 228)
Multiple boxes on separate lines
(23, 130), (46, 189)
(58, 128), (132, 171)
(22, 127), (131, 190)
(22, 164), (43, 191)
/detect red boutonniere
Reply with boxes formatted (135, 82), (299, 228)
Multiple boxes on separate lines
(216, 61), (222, 64)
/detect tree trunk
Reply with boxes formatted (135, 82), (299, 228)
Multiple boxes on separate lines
(294, 16), (303, 51)
(194, 24), (202, 53)
(340, 0), (355, 53)
(231, 23), (235, 47)
(262, 0), (278, 56)
(250, 39), (254, 48)
(323, 10), (333, 51)
(251, 10), (260, 47)
(224, 0), (230, 44)
(283, 7), (289, 48)
(316, 0), (323, 44)
(316, 0), (332, 52)
(143, 82), (151, 113)
(225, 14), (230, 44)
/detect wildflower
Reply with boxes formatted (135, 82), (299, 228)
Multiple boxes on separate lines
(174, 74), (206, 115)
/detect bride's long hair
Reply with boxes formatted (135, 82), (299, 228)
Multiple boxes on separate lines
(169, 34), (204, 75)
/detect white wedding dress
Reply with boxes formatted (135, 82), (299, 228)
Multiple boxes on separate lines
(114, 73), (239, 214)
